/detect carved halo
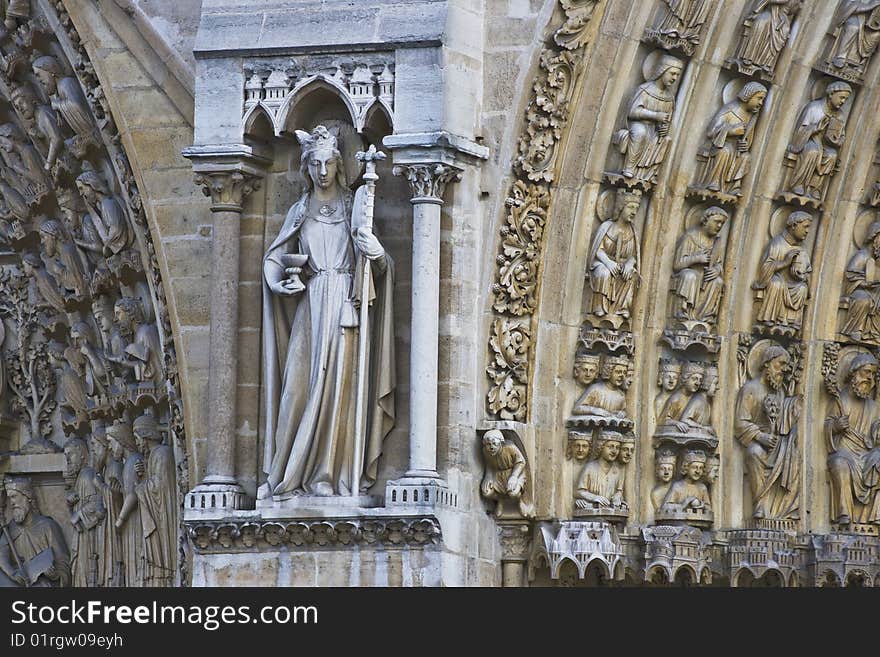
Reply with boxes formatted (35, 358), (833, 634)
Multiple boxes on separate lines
(721, 79), (745, 105)
(746, 338), (787, 380)
(641, 49), (685, 83)
(852, 208), (879, 249)
(768, 204), (814, 240)
(835, 345), (879, 394)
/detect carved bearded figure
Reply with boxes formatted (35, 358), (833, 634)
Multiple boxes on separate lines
(64, 437), (106, 587)
(733, 0), (802, 77)
(75, 164), (132, 257)
(670, 207), (728, 327)
(734, 345), (800, 520)
(588, 189), (641, 328)
(259, 126), (396, 499)
(753, 211), (813, 331)
(32, 55), (97, 156)
(614, 55), (683, 185)
(824, 353), (880, 526)
(841, 221), (880, 344)
(693, 83), (767, 198)
(783, 82), (851, 201)
(828, 0), (880, 74)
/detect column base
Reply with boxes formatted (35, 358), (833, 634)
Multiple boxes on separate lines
(186, 481), (248, 513)
(385, 477), (458, 509)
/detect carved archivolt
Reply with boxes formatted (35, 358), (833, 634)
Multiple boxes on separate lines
(0, 0), (187, 587)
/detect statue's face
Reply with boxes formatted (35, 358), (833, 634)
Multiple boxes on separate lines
(872, 234), (880, 260)
(684, 372), (703, 393)
(89, 436), (106, 467)
(704, 375), (719, 396)
(484, 434), (503, 456)
(571, 439), (591, 461)
(747, 91), (767, 113)
(76, 181), (97, 205)
(704, 214), (726, 237)
(661, 66), (682, 88)
(64, 446), (83, 478)
(790, 219), (811, 242)
(108, 437), (124, 460)
(685, 462), (704, 482)
(656, 462), (674, 483)
(33, 67), (55, 93)
(114, 306), (130, 330)
(851, 364), (877, 399)
(600, 440), (620, 462)
(659, 370), (679, 392)
(134, 428), (157, 451)
(93, 307), (109, 331)
(829, 90), (850, 109)
(8, 491), (28, 523)
(307, 147), (339, 190)
(574, 360), (599, 386)
(620, 201), (640, 222)
(765, 356), (788, 390)
(609, 365), (627, 387)
(39, 230), (57, 254)
(12, 97), (32, 120)
(705, 464), (719, 484)
(619, 443), (634, 464)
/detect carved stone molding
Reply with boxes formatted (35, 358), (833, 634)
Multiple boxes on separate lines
(392, 163), (462, 204)
(193, 171), (262, 213)
(187, 518), (442, 552)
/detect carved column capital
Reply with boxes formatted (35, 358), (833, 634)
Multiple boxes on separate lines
(194, 171), (262, 212)
(393, 163), (463, 205)
(498, 520), (532, 563)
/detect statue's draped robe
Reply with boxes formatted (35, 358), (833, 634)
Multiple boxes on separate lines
(753, 231), (810, 327)
(656, 0), (711, 41)
(830, 1), (880, 68)
(84, 195), (131, 256)
(786, 99), (844, 194)
(621, 81), (675, 181)
(661, 478), (711, 511)
(262, 188), (396, 496)
(0, 514), (70, 587)
(572, 381), (626, 417)
(841, 247), (880, 341)
(70, 466), (105, 587)
(671, 226), (723, 323)
(136, 444), (176, 586)
(101, 457), (124, 586)
(577, 460), (622, 502)
(54, 77), (96, 143)
(737, 0), (793, 71)
(735, 377), (800, 519)
(118, 451), (144, 587)
(825, 390), (880, 523)
(588, 219), (639, 323)
(695, 101), (756, 195)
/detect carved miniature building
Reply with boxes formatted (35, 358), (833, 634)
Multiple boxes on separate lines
(0, 0), (878, 588)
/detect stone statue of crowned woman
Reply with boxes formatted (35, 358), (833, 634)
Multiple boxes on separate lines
(258, 126), (396, 500)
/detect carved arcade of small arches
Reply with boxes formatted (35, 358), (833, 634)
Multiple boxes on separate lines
(483, 0), (880, 586)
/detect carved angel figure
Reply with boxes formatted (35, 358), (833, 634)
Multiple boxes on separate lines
(670, 207), (728, 328)
(692, 83), (767, 199)
(612, 54), (683, 186)
(258, 125), (396, 499)
(782, 82), (851, 202)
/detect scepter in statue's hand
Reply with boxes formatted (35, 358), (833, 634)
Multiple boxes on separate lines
(351, 145), (386, 497)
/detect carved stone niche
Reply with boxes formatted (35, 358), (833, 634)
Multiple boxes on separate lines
(751, 207), (816, 338)
(604, 52), (684, 191)
(643, 0), (714, 57)
(838, 210), (880, 347)
(777, 79), (853, 210)
(820, 343), (880, 535)
(530, 521), (625, 585)
(735, 337), (802, 531)
(477, 425), (535, 520)
(810, 533), (880, 587)
(663, 205), (731, 352)
(727, 528), (803, 587)
(814, 1), (880, 85)
(641, 525), (714, 586)
(687, 81), (768, 207)
(727, 0), (804, 81)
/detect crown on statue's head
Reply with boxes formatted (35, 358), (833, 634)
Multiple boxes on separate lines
(295, 125), (337, 153)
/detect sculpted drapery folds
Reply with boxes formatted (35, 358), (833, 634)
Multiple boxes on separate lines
(661, 449), (712, 514)
(753, 210), (813, 333)
(32, 55), (98, 157)
(824, 352), (880, 527)
(480, 430), (535, 519)
(781, 81), (851, 204)
(735, 343), (801, 521)
(827, 0), (880, 77)
(108, 420), (145, 587)
(692, 84), (767, 201)
(587, 189), (642, 329)
(648, 0), (712, 55)
(670, 207), (728, 329)
(0, 478), (69, 587)
(575, 431), (627, 510)
(64, 437), (105, 587)
(731, 0), (802, 78)
(571, 354), (629, 421)
(259, 126), (395, 500)
(612, 55), (683, 187)
(840, 221), (880, 344)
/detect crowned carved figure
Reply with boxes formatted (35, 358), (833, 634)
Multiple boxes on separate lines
(655, 361), (718, 447)
(824, 352), (880, 527)
(652, 448), (678, 512)
(611, 54), (684, 187)
(259, 125), (396, 499)
(669, 207), (728, 331)
(480, 429), (535, 519)
(691, 84), (767, 201)
(752, 210), (813, 334)
(0, 122), (49, 205)
(0, 477), (70, 587)
(731, 0), (803, 78)
(587, 189), (642, 329)
(570, 353), (631, 429)
(735, 343), (800, 521)
(781, 81), (851, 204)
(646, 0), (712, 54)
(575, 430), (628, 517)
(660, 449), (712, 515)
(826, 0), (880, 79)
(655, 358), (682, 419)
(840, 221), (880, 345)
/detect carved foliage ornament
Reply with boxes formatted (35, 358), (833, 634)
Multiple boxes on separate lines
(194, 171), (262, 211)
(487, 319), (531, 422)
(392, 163), (462, 202)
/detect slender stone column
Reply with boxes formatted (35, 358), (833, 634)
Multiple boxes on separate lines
(498, 521), (531, 587)
(393, 163), (462, 481)
(187, 169), (261, 511)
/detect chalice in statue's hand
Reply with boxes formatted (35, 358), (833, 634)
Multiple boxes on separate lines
(280, 253), (309, 294)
